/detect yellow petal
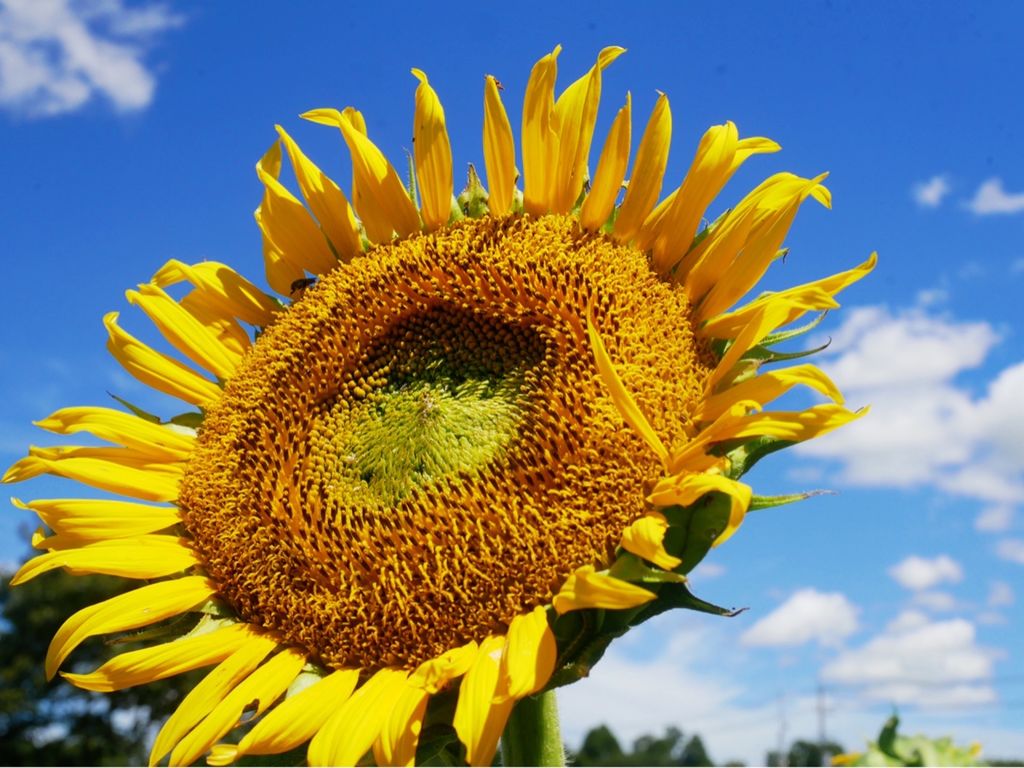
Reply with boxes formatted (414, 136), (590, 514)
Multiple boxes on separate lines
(178, 289), (252, 359)
(552, 565), (656, 614)
(11, 497), (180, 542)
(453, 636), (515, 767)
(104, 312), (222, 407)
(46, 576), (217, 680)
(666, 401), (759, 475)
(3, 450), (181, 502)
(125, 284), (242, 381)
(707, 301), (798, 391)
(411, 68), (453, 231)
(521, 45), (561, 216)
(12, 535), (197, 585)
(223, 668), (359, 762)
(151, 259), (280, 327)
(649, 124), (779, 275)
(697, 173), (831, 318)
(149, 633), (278, 766)
(647, 473), (753, 544)
(728, 403), (867, 444)
(254, 143), (338, 276)
(699, 363), (843, 422)
(549, 46), (625, 213)
(620, 512), (681, 570)
(63, 623), (251, 692)
(373, 682), (430, 768)
(587, 316), (668, 464)
(501, 605), (557, 699)
(302, 107), (420, 244)
(612, 93), (671, 243)
(307, 668), (409, 767)
(580, 93), (631, 231)
(409, 641), (478, 694)
(254, 143), (308, 297)
(483, 75), (516, 216)
(169, 647), (306, 768)
(701, 252), (878, 338)
(277, 125), (363, 261)
(34, 406), (194, 459)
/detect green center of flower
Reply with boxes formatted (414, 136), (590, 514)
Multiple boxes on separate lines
(311, 307), (544, 506)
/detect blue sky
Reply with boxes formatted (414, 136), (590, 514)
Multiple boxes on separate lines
(1, 0), (1022, 763)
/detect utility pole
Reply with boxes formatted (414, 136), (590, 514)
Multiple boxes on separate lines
(776, 692), (788, 768)
(817, 679), (833, 765)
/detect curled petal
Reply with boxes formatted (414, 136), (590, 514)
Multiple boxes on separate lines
(648, 473), (753, 545)
(620, 512), (681, 570)
(552, 565), (656, 614)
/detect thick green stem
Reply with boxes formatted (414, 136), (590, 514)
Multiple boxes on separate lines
(500, 689), (564, 767)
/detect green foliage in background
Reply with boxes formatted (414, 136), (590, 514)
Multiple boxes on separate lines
(0, 566), (195, 765)
(833, 715), (983, 767)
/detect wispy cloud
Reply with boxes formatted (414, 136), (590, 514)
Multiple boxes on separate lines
(987, 580), (1014, 608)
(741, 589), (858, 648)
(889, 555), (963, 591)
(0, 0), (184, 118)
(965, 178), (1024, 215)
(975, 505), (1014, 532)
(912, 175), (951, 208)
(995, 538), (1024, 565)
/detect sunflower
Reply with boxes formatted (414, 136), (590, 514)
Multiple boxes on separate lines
(5, 46), (873, 767)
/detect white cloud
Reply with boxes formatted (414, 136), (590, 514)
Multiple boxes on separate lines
(0, 0), (183, 118)
(987, 580), (1014, 608)
(995, 538), (1024, 565)
(912, 175), (950, 208)
(741, 589), (858, 648)
(912, 591), (957, 612)
(797, 305), (1024, 507)
(966, 178), (1024, 215)
(822, 615), (996, 709)
(696, 561), (726, 579)
(975, 505), (1014, 533)
(889, 555), (963, 591)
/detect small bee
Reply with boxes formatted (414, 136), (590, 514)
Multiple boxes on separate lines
(290, 277), (317, 298)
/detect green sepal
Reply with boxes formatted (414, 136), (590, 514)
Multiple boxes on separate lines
(630, 581), (745, 625)
(608, 552), (687, 584)
(415, 725), (463, 767)
(742, 338), (832, 366)
(456, 164), (489, 218)
(759, 311), (828, 347)
(169, 411), (204, 429)
(726, 436), (796, 477)
(749, 489), (835, 510)
(405, 149), (420, 209)
(107, 392), (160, 424)
(661, 493), (732, 574)
(416, 686), (463, 767)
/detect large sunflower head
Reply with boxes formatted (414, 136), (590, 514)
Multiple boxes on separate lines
(5, 46), (873, 767)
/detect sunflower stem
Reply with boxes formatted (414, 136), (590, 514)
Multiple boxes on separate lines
(500, 689), (565, 767)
